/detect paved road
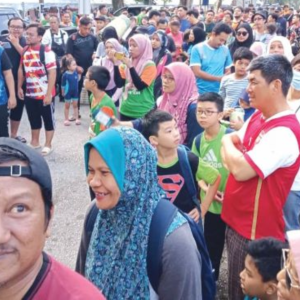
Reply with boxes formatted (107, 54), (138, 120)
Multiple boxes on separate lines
(19, 99), (91, 269)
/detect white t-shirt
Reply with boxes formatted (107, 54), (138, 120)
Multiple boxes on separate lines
(42, 29), (68, 47)
(237, 110), (299, 179)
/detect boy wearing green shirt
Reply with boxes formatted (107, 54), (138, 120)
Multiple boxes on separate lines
(191, 92), (232, 281)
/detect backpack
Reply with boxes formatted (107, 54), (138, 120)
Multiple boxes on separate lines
(50, 30), (66, 58)
(84, 199), (216, 300)
(194, 126), (233, 155)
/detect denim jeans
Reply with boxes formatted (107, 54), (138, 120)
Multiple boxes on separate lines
(284, 190), (300, 231)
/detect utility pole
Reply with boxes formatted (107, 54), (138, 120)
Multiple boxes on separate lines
(79, 0), (91, 15)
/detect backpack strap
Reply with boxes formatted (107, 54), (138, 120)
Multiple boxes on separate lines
(177, 145), (201, 211)
(147, 199), (177, 293)
(194, 133), (203, 156)
(39, 44), (47, 75)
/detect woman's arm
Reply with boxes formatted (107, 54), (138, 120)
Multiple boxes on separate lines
(114, 65), (125, 88)
(129, 67), (148, 91)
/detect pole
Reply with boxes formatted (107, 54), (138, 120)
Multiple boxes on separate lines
(78, 0), (91, 15)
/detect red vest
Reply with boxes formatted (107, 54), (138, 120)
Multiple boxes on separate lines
(221, 111), (300, 241)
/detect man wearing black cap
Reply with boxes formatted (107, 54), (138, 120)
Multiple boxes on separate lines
(0, 138), (106, 299)
(275, 7), (287, 36)
(252, 11), (268, 44)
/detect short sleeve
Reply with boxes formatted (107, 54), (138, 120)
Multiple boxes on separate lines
(224, 48), (233, 69)
(119, 65), (126, 79)
(44, 47), (57, 70)
(219, 76), (226, 99)
(190, 45), (202, 67)
(140, 63), (156, 86)
(196, 158), (219, 185)
(61, 73), (67, 88)
(1, 49), (12, 71)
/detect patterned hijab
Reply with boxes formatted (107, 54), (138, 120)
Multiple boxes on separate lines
(159, 62), (199, 144)
(84, 127), (186, 299)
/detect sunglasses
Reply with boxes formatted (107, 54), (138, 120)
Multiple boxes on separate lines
(237, 31), (248, 36)
(282, 249), (300, 291)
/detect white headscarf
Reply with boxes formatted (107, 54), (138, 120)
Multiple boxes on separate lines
(266, 36), (294, 62)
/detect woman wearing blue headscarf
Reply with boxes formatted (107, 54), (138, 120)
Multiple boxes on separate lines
(76, 127), (202, 300)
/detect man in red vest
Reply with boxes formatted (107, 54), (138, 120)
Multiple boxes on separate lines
(221, 55), (300, 300)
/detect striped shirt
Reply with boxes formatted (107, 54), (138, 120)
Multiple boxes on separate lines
(219, 73), (248, 109)
(21, 45), (56, 100)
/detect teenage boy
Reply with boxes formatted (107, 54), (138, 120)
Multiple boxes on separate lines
(142, 110), (221, 221)
(219, 47), (253, 110)
(191, 92), (231, 281)
(240, 238), (286, 300)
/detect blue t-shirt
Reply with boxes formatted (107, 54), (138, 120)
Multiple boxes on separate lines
(180, 18), (191, 32)
(190, 41), (232, 95)
(61, 71), (79, 98)
(244, 296), (259, 300)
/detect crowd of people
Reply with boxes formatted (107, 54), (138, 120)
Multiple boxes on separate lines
(1, 3), (300, 300)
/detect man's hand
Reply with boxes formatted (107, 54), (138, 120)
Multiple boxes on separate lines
(7, 35), (19, 47)
(7, 96), (17, 109)
(44, 94), (52, 106)
(18, 88), (24, 100)
(188, 208), (200, 223)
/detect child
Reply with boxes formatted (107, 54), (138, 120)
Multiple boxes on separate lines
(61, 55), (81, 126)
(230, 88), (256, 131)
(84, 66), (117, 138)
(240, 237), (286, 300)
(142, 109), (221, 222)
(168, 21), (183, 62)
(219, 47), (253, 114)
(191, 92), (232, 281)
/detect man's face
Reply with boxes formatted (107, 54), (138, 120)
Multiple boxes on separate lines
(100, 7), (108, 15)
(49, 17), (59, 31)
(234, 59), (250, 77)
(79, 23), (92, 37)
(25, 27), (42, 46)
(223, 14), (232, 25)
(210, 32), (228, 48)
(0, 161), (51, 290)
(234, 8), (242, 18)
(157, 22), (167, 31)
(96, 20), (105, 31)
(292, 15), (300, 25)
(8, 19), (24, 38)
(240, 255), (269, 298)
(177, 8), (186, 19)
(206, 12), (214, 23)
(62, 13), (71, 24)
(247, 70), (273, 110)
(253, 15), (265, 29)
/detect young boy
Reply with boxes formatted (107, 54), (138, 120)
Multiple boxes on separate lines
(240, 238), (286, 300)
(191, 92), (231, 281)
(219, 47), (253, 112)
(142, 110), (221, 222)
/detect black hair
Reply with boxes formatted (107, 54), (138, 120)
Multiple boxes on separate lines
(233, 47), (253, 62)
(270, 13), (279, 21)
(248, 55), (293, 96)
(294, 14), (300, 19)
(234, 6), (244, 13)
(0, 146), (52, 229)
(99, 5), (107, 11)
(158, 18), (168, 25)
(212, 22), (232, 35)
(190, 27), (206, 46)
(291, 53), (300, 67)
(8, 17), (26, 29)
(95, 16), (107, 22)
(61, 54), (76, 74)
(224, 12), (233, 20)
(246, 238), (287, 282)
(266, 23), (277, 35)
(26, 24), (45, 37)
(149, 10), (161, 19)
(142, 110), (174, 141)
(206, 9), (215, 15)
(187, 9), (199, 19)
(79, 16), (92, 26)
(177, 5), (188, 11)
(88, 66), (110, 90)
(198, 92), (224, 112)
(244, 7), (251, 13)
(170, 15), (180, 22)
(170, 20), (180, 27)
(102, 26), (119, 42)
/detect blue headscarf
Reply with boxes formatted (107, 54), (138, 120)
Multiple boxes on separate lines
(84, 127), (186, 299)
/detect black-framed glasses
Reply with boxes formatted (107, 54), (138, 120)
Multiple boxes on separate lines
(196, 110), (219, 116)
(282, 248), (300, 291)
(237, 31), (248, 36)
(9, 25), (23, 30)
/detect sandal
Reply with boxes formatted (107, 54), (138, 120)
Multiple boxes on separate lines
(15, 136), (27, 143)
(64, 120), (71, 126)
(28, 143), (41, 149)
(69, 117), (76, 122)
(41, 147), (53, 156)
(75, 120), (81, 125)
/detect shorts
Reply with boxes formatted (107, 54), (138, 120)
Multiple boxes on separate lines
(65, 89), (79, 102)
(10, 96), (25, 122)
(64, 97), (79, 103)
(25, 97), (55, 131)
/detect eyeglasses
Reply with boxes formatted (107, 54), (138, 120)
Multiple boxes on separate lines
(9, 25), (23, 30)
(237, 31), (248, 36)
(162, 74), (175, 81)
(282, 249), (300, 291)
(197, 110), (219, 116)
(254, 17), (263, 21)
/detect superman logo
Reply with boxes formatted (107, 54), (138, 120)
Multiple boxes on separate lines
(158, 174), (185, 203)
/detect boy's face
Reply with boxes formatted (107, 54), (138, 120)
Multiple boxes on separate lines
(240, 255), (275, 298)
(196, 101), (223, 129)
(150, 119), (181, 149)
(234, 59), (250, 77)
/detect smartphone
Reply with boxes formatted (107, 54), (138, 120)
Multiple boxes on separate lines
(1, 42), (11, 49)
(114, 52), (125, 60)
(93, 109), (113, 127)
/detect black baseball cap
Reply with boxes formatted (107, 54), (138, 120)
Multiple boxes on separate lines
(0, 138), (52, 205)
(252, 11), (267, 22)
